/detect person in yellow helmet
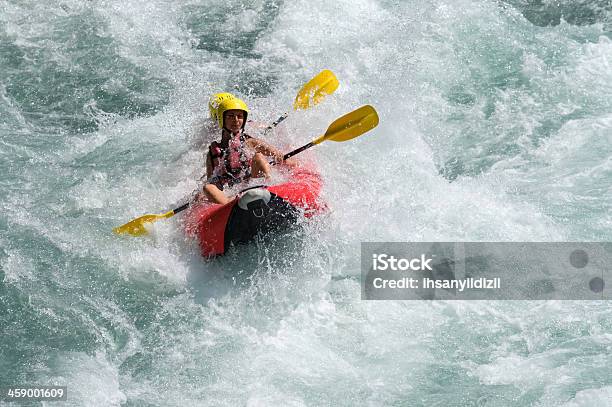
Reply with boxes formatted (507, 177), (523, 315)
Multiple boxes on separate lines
(202, 94), (288, 205)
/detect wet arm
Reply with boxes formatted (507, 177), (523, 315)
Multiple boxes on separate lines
(247, 138), (284, 162)
(206, 152), (213, 179)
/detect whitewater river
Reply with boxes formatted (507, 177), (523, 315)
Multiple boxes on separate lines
(1, 0), (611, 405)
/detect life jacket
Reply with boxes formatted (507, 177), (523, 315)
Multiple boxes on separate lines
(208, 132), (252, 184)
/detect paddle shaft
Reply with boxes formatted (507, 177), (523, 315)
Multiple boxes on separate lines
(264, 112), (289, 134)
(283, 141), (315, 160)
(173, 202), (190, 215)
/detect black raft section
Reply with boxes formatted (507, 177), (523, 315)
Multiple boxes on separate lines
(224, 190), (301, 251)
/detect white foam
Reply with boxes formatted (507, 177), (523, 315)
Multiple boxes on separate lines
(51, 351), (127, 407)
(1, 249), (36, 284)
(562, 385), (612, 406)
(4, 1), (612, 405)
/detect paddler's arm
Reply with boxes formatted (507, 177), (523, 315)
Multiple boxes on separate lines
(205, 151), (213, 178)
(192, 152), (216, 203)
(246, 137), (295, 165)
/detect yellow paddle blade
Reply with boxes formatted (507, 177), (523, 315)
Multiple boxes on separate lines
(293, 69), (339, 110)
(113, 211), (175, 236)
(313, 105), (379, 145)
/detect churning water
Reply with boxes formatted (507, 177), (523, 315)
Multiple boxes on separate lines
(1, 0), (611, 405)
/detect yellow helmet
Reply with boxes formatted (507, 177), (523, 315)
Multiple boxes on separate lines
(216, 96), (249, 130)
(208, 92), (236, 125)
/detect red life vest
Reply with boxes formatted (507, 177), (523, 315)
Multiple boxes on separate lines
(208, 132), (252, 187)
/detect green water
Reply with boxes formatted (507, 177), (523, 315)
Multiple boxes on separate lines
(1, 0), (611, 405)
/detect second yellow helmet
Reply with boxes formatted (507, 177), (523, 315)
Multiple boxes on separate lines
(208, 92), (235, 124)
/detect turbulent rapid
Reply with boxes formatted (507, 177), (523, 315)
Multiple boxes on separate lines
(1, 0), (611, 405)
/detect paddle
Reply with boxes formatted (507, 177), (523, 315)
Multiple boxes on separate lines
(263, 69), (339, 134)
(113, 105), (379, 236)
(282, 105), (379, 160)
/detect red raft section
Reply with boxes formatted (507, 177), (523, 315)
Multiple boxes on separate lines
(184, 167), (325, 257)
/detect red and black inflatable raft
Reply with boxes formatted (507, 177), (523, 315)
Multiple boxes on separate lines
(184, 168), (324, 257)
